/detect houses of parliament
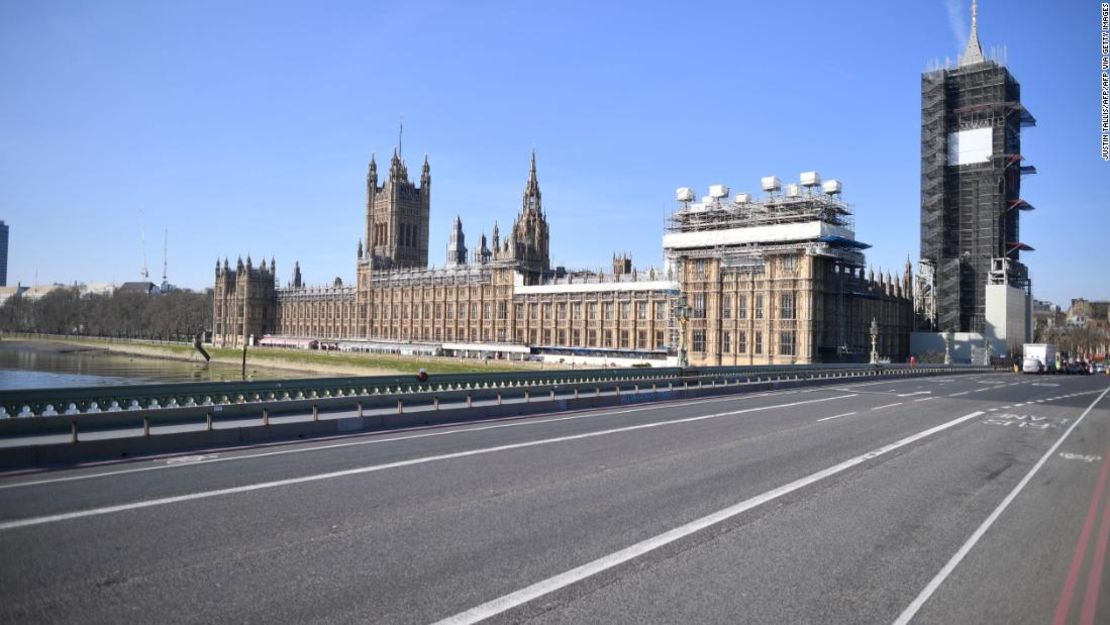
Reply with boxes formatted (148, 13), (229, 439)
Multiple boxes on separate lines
(213, 148), (913, 366)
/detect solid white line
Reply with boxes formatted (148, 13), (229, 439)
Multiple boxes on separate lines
(433, 409), (987, 625)
(817, 412), (857, 422)
(0, 388), (813, 491)
(0, 394), (858, 531)
(891, 385), (1110, 625)
(873, 403), (903, 411)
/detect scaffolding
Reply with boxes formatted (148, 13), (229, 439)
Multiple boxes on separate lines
(918, 59), (1034, 333)
(667, 188), (854, 234)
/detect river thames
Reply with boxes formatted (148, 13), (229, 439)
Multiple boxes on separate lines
(0, 341), (319, 390)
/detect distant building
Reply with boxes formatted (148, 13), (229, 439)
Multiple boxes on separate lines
(917, 1), (1034, 350)
(117, 281), (158, 295)
(21, 284), (62, 301)
(0, 220), (8, 287)
(0, 285), (28, 306)
(1032, 299), (1063, 339)
(1067, 298), (1110, 328)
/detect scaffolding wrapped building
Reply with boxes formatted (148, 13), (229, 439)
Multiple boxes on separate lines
(918, 0), (1035, 345)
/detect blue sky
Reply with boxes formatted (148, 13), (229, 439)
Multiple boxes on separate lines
(0, 0), (1106, 306)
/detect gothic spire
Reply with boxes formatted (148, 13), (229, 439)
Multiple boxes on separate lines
(959, 0), (985, 66)
(421, 153), (430, 185)
(522, 149), (542, 212)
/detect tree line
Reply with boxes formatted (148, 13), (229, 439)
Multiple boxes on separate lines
(0, 288), (212, 341)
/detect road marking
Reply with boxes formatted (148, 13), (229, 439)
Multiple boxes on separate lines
(914, 397), (937, 402)
(0, 388), (821, 491)
(0, 394), (859, 530)
(897, 391), (931, 398)
(1059, 453), (1103, 464)
(164, 454), (219, 465)
(817, 412), (857, 422)
(872, 403), (903, 411)
(1080, 462), (1110, 625)
(893, 384), (1110, 625)
(950, 391), (970, 397)
(433, 410), (987, 625)
(1054, 443), (1110, 625)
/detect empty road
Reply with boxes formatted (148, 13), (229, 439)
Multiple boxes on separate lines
(2, 372), (1109, 624)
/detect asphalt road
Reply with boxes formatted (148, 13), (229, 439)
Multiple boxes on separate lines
(1, 372), (1109, 624)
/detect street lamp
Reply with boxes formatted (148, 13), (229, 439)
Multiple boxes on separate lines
(869, 318), (879, 364)
(676, 295), (690, 368)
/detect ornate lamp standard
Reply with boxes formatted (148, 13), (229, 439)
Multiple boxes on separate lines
(869, 317), (879, 364)
(676, 296), (690, 368)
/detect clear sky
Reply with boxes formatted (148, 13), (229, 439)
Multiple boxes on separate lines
(0, 0), (1106, 306)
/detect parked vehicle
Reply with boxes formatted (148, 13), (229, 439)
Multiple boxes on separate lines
(1022, 344), (1057, 374)
(1022, 357), (1044, 374)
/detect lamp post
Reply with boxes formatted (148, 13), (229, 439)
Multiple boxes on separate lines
(943, 329), (954, 365)
(869, 317), (879, 364)
(677, 296), (690, 368)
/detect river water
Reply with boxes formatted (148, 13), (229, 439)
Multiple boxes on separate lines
(0, 341), (320, 390)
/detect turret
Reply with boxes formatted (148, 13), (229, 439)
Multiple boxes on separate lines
(447, 214), (467, 267)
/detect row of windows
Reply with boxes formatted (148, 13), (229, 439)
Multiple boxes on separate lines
(690, 330), (796, 356)
(371, 222), (421, 248)
(356, 326), (670, 349)
(687, 256), (798, 279)
(690, 294), (796, 320)
(362, 300), (669, 322)
(515, 328), (668, 350)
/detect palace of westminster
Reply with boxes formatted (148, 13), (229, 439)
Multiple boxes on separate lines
(212, 147), (913, 367)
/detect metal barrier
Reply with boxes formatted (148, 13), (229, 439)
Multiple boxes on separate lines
(0, 364), (989, 441)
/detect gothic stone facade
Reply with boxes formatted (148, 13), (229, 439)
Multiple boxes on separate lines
(213, 151), (912, 365)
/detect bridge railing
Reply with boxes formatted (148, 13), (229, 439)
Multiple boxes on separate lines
(0, 364), (988, 438)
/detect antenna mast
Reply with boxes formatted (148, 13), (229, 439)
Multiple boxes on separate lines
(162, 229), (168, 284)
